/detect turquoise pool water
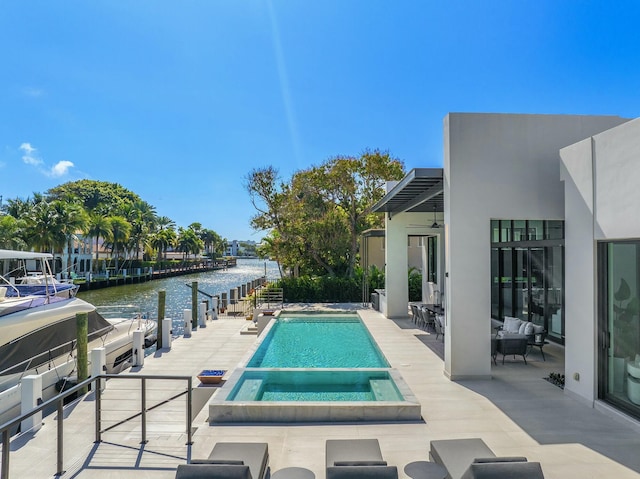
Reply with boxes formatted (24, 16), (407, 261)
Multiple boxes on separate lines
(209, 312), (422, 421)
(246, 316), (389, 368)
(227, 370), (403, 402)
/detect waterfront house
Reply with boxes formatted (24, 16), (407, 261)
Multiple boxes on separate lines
(373, 112), (640, 425)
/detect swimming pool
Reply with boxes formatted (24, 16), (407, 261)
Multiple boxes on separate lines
(247, 316), (389, 368)
(208, 311), (421, 422)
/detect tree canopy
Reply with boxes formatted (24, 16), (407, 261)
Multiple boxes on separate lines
(0, 179), (228, 269)
(246, 149), (404, 278)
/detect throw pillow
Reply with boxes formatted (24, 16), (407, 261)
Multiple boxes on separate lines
(503, 317), (522, 333)
(524, 322), (535, 335)
(532, 324), (545, 335)
(518, 322), (528, 335)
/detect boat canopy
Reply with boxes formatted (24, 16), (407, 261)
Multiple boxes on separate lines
(0, 249), (53, 260)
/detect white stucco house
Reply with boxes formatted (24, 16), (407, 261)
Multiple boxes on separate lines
(373, 112), (640, 425)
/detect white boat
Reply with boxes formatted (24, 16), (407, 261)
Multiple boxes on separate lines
(0, 249), (78, 299)
(0, 249), (157, 427)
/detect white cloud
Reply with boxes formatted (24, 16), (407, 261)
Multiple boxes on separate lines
(18, 143), (75, 178)
(49, 160), (74, 178)
(19, 142), (42, 166)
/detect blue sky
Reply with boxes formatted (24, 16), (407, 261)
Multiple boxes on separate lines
(1, 1), (639, 241)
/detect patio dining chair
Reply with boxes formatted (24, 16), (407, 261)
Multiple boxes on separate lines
(409, 303), (420, 325)
(433, 314), (445, 340)
(420, 306), (435, 330)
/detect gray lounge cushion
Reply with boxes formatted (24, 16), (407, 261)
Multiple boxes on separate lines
(460, 461), (544, 479)
(326, 465), (398, 479)
(472, 457), (527, 464)
(333, 461), (387, 466)
(326, 439), (384, 467)
(209, 442), (269, 479)
(175, 464), (252, 479)
(191, 460), (245, 465)
(430, 438), (495, 479)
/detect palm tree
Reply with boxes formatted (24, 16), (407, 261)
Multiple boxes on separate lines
(150, 228), (176, 263)
(177, 228), (203, 261)
(4, 197), (32, 218)
(24, 201), (65, 253)
(52, 200), (88, 276)
(0, 215), (27, 250)
(122, 200), (157, 261)
(199, 228), (221, 259)
(156, 216), (175, 231)
(106, 216), (131, 273)
(86, 213), (113, 272)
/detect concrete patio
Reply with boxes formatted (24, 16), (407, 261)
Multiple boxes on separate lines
(3, 305), (640, 478)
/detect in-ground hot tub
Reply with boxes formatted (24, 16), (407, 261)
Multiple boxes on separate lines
(209, 368), (420, 422)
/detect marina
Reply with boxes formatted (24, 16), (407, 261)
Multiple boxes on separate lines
(79, 258), (281, 336)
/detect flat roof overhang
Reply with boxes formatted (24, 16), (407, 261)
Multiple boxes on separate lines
(372, 168), (444, 218)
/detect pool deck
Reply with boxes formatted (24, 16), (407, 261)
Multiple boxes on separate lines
(4, 304), (640, 478)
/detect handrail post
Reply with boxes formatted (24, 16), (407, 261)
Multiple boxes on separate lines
(141, 378), (147, 444)
(56, 399), (64, 476)
(95, 377), (102, 443)
(2, 429), (9, 479)
(186, 377), (193, 445)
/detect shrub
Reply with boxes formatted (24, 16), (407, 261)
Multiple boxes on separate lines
(275, 276), (362, 303)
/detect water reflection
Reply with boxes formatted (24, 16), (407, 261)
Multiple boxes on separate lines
(78, 258), (280, 334)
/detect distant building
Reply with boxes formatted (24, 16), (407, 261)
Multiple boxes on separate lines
(225, 240), (239, 257)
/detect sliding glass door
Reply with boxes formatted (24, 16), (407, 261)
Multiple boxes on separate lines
(598, 242), (640, 419)
(490, 219), (564, 343)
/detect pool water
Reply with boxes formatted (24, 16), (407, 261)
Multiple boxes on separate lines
(227, 370), (403, 402)
(247, 316), (389, 368)
(208, 311), (422, 422)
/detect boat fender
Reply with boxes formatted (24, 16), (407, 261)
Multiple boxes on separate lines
(144, 334), (157, 348)
(55, 376), (78, 393)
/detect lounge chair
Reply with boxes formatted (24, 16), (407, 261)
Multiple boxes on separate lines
(176, 442), (269, 479)
(326, 439), (398, 479)
(496, 335), (528, 364)
(430, 438), (544, 479)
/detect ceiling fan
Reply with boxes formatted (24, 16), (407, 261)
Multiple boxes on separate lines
(431, 205), (441, 228)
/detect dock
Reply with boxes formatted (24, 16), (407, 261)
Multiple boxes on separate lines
(3, 306), (640, 478)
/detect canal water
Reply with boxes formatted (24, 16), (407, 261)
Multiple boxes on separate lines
(78, 258), (281, 335)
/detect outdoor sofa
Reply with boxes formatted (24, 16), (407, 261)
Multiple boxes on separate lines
(325, 439), (398, 479)
(175, 442), (270, 479)
(430, 438), (544, 479)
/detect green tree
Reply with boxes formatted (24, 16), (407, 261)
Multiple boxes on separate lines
(150, 227), (176, 262)
(106, 216), (131, 272)
(122, 200), (157, 261)
(23, 201), (66, 253)
(52, 200), (89, 275)
(47, 179), (141, 215)
(86, 213), (113, 272)
(177, 227), (203, 261)
(0, 215), (26, 250)
(246, 150), (404, 278)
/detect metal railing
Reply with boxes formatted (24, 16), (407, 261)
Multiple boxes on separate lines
(255, 287), (283, 311)
(0, 373), (192, 479)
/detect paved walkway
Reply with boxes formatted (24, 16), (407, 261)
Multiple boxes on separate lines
(3, 304), (640, 478)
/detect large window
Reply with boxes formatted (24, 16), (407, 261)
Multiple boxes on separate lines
(491, 219), (564, 343)
(598, 242), (640, 419)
